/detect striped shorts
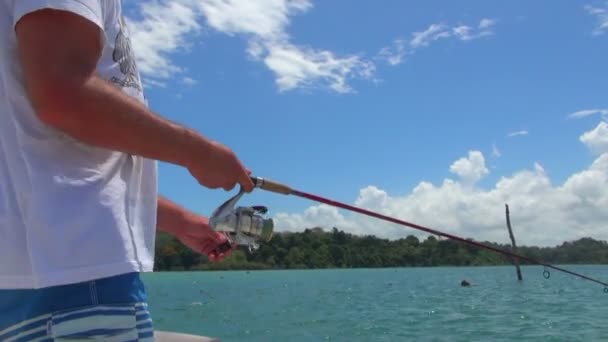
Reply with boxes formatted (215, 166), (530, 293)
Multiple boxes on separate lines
(0, 272), (154, 341)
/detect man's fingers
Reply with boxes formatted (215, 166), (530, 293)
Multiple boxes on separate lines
(212, 231), (229, 243)
(198, 240), (214, 254)
(207, 251), (219, 261)
(205, 239), (235, 262)
(222, 182), (235, 191)
(239, 169), (255, 192)
(222, 245), (234, 258)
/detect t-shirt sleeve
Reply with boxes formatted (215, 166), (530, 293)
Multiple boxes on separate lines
(13, 0), (103, 30)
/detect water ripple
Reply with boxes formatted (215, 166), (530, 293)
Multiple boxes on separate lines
(143, 266), (608, 341)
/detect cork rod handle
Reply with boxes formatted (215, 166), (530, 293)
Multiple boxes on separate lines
(251, 177), (293, 195)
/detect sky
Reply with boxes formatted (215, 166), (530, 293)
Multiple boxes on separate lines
(123, 0), (608, 247)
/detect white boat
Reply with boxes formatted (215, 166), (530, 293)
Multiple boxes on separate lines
(155, 331), (220, 342)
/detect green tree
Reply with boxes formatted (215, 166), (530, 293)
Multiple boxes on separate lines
(153, 228), (608, 271)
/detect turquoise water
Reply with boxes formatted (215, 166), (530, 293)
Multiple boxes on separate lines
(142, 266), (608, 341)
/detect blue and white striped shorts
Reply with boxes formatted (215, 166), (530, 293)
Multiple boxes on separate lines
(0, 272), (154, 341)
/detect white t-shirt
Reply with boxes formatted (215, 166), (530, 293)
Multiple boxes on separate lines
(0, 0), (158, 289)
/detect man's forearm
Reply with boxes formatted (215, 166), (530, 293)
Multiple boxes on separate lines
(33, 75), (211, 167)
(157, 195), (208, 235)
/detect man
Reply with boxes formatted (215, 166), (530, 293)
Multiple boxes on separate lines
(0, 1), (254, 340)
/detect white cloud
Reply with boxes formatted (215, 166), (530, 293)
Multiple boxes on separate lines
(580, 121), (608, 155)
(377, 18), (496, 66)
(492, 143), (501, 158)
(126, 1), (201, 82)
(127, 2), (496, 91)
(452, 19), (495, 41)
(142, 78), (167, 88)
(377, 39), (407, 66)
(274, 205), (360, 235)
(412, 18), (495, 47)
(274, 125), (608, 247)
(247, 40), (265, 59)
(193, 0), (311, 38)
(263, 43), (375, 93)
(198, 0), (374, 93)
(479, 18), (496, 30)
(182, 77), (198, 86)
(411, 24), (452, 48)
(585, 3), (608, 35)
(508, 130), (529, 137)
(568, 108), (608, 120)
(126, 0), (372, 93)
(449, 150), (489, 186)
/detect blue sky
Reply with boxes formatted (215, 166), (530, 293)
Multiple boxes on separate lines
(125, 1), (608, 246)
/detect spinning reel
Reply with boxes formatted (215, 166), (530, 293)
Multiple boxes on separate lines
(209, 186), (274, 255)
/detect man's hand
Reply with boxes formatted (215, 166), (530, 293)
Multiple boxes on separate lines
(157, 196), (234, 262)
(174, 215), (234, 262)
(187, 140), (254, 192)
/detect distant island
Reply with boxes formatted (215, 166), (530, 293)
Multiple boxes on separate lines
(154, 227), (608, 271)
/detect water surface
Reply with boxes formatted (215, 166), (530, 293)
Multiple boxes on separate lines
(143, 266), (608, 341)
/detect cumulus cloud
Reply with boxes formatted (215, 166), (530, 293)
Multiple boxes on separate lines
(569, 110), (608, 154)
(449, 150), (489, 186)
(273, 124), (608, 247)
(580, 121), (608, 155)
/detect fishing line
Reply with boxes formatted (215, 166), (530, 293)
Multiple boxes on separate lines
(249, 176), (608, 291)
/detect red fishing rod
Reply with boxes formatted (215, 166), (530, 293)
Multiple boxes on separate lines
(245, 176), (608, 291)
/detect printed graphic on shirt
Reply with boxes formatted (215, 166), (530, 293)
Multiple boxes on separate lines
(110, 16), (143, 92)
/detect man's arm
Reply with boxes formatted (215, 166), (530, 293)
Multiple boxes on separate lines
(15, 9), (201, 167)
(156, 195), (203, 236)
(157, 195), (231, 260)
(15, 9), (254, 191)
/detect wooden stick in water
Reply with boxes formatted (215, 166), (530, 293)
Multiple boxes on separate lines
(505, 204), (523, 281)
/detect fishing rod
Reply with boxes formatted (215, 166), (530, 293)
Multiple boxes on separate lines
(208, 176), (608, 292)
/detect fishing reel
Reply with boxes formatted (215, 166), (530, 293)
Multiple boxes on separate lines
(209, 186), (274, 254)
